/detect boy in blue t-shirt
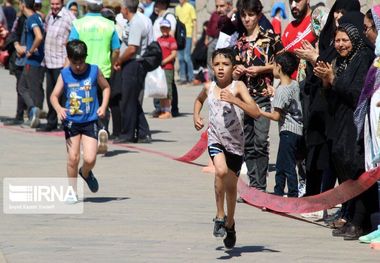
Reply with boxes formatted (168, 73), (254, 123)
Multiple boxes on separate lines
(18, 0), (45, 128)
(260, 52), (303, 197)
(50, 40), (110, 201)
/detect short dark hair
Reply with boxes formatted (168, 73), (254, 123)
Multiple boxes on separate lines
(122, 0), (139, 13)
(22, 0), (35, 9)
(66, 40), (87, 61)
(274, 52), (298, 77)
(212, 48), (236, 65)
(365, 9), (373, 22)
(237, 0), (263, 15)
(155, 0), (170, 10)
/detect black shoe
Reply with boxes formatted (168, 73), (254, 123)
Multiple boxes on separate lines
(332, 222), (348, 237)
(137, 135), (152, 143)
(213, 216), (226, 238)
(171, 111), (180, 117)
(113, 137), (135, 144)
(224, 223), (236, 249)
(36, 125), (57, 132)
(236, 197), (245, 203)
(3, 119), (24, 126)
(343, 224), (363, 240)
(109, 134), (120, 140)
(79, 168), (99, 193)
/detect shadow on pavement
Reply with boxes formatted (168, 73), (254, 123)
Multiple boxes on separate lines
(102, 150), (136, 157)
(216, 245), (280, 259)
(83, 197), (130, 203)
(150, 130), (170, 134)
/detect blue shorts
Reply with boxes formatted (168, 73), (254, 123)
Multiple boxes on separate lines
(208, 143), (244, 175)
(63, 120), (98, 140)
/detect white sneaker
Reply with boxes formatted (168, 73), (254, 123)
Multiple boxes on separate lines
(298, 182), (306, 197)
(300, 210), (324, 219)
(97, 129), (108, 154)
(65, 195), (79, 204)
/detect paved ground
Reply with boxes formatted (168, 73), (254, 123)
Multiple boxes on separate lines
(0, 68), (379, 262)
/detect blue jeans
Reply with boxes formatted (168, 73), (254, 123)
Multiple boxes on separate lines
(274, 131), (302, 197)
(178, 37), (194, 81)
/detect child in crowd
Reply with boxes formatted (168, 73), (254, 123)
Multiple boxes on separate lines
(193, 48), (260, 249)
(156, 19), (177, 119)
(260, 52), (303, 197)
(50, 40), (110, 201)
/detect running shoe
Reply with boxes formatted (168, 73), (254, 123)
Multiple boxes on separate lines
(79, 168), (99, 193)
(213, 216), (226, 238)
(223, 223), (236, 250)
(97, 129), (108, 154)
(29, 107), (40, 128)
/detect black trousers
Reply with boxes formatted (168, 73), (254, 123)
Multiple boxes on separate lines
(18, 64), (45, 111)
(45, 68), (63, 128)
(109, 70), (122, 136)
(14, 67), (26, 120)
(119, 60), (150, 140)
(244, 102), (271, 191)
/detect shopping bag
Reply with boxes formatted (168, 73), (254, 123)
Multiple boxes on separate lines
(144, 66), (168, 98)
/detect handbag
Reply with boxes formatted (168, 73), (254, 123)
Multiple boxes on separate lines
(144, 66), (168, 99)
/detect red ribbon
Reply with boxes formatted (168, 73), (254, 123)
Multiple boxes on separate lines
(175, 131), (208, 162)
(238, 167), (380, 214)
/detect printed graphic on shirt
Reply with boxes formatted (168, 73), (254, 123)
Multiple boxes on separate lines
(68, 78), (94, 116)
(69, 92), (83, 115)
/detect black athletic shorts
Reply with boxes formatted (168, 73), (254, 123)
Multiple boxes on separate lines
(208, 143), (244, 175)
(63, 120), (98, 140)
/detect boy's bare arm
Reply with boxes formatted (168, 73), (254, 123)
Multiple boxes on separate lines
(162, 50), (177, 66)
(260, 108), (282, 121)
(193, 86), (208, 130)
(50, 74), (67, 121)
(26, 26), (43, 57)
(221, 81), (260, 118)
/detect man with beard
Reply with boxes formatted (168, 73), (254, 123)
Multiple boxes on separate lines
(40, 0), (75, 132)
(282, 0), (316, 80)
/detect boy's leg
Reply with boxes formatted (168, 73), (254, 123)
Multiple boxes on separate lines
(224, 169), (238, 228)
(66, 135), (81, 192)
(81, 135), (98, 177)
(213, 153), (228, 219)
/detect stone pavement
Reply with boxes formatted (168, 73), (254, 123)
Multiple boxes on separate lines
(0, 68), (378, 262)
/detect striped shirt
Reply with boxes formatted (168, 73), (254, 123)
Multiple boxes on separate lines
(272, 80), (303, 136)
(44, 7), (75, 69)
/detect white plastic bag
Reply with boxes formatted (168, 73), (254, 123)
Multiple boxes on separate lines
(144, 66), (168, 98)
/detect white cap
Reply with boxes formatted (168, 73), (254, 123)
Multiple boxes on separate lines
(35, 0), (42, 3)
(86, 0), (103, 5)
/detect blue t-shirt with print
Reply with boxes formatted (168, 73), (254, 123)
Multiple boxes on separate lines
(25, 13), (44, 66)
(61, 64), (100, 123)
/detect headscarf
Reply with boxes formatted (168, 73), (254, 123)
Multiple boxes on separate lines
(334, 23), (365, 77)
(354, 4), (380, 138)
(311, 6), (329, 37)
(339, 11), (375, 52)
(319, 0), (360, 53)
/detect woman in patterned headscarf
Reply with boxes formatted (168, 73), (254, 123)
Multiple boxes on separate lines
(314, 23), (375, 240)
(355, 5), (380, 170)
(353, 4), (380, 245)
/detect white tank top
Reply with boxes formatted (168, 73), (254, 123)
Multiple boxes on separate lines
(207, 81), (245, 156)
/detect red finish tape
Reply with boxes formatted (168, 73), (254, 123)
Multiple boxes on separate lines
(175, 131), (208, 162)
(238, 167), (380, 214)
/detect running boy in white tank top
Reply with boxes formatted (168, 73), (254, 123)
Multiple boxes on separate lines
(193, 48), (260, 249)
